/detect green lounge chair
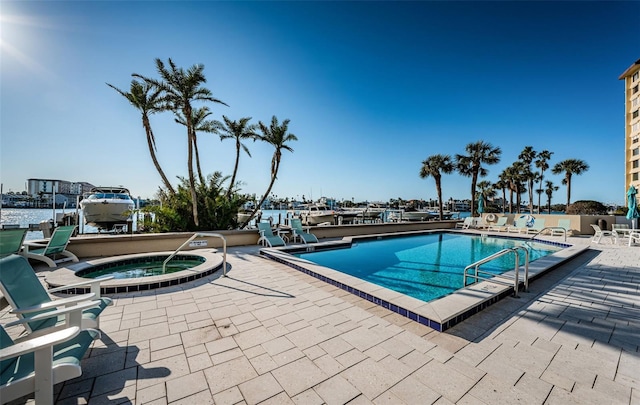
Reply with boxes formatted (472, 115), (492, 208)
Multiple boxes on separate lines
(0, 228), (28, 258)
(257, 222), (286, 247)
(21, 225), (78, 267)
(487, 217), (509, 232)
(0, 323), (99, 404)
(290, 218), (318, 244)
(0, 254), (113, 335)
(551, 219), (572, 237)
(526, 218), (546, 234)
(506, 217), (528, 233)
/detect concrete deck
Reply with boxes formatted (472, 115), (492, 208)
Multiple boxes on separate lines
(2, 234), (639, 404)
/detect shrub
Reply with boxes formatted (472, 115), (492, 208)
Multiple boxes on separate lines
(566, 200), (608, 215)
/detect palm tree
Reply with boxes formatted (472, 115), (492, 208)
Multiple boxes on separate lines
(175, 106), (217, 185)
(134, 58), (227, 226)
(242, 116), (297, 228)
(518, 146), (537, 214)
(544, 180), (559, 214)
(419, 154), (454, 220)
(534, 150), (553, 214)
(106, 80), (175, 195)
(455, 141), (502, 216)
(494, 177), (508, 213)
(551, 158), (589, 212)
(214, 116), (258, 197)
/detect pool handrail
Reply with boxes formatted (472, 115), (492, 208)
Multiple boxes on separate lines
(162, 232), (227, 276)
(530, 227), (567, 241)
(463, 246), (530, 297)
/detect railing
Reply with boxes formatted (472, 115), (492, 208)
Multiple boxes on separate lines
(463, 246), (530, 297)
(162, 232), (227, 276)
(530, 227), (567, 241)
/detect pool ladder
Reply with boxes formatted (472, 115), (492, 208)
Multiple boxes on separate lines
(463, 246), (529, 297)
(162, 232), (227, 276)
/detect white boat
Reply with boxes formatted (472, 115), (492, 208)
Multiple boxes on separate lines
(80, 187), (135, 230)
(291, 203), (336, 226)
(388, 210), (434, 222)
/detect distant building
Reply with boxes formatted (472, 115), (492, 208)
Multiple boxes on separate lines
(619, 58), (640, 194)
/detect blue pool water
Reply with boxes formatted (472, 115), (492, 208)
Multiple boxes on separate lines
(297, 233), (561, 303)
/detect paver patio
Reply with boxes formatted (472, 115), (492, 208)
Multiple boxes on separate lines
(2, 234), (639, 404)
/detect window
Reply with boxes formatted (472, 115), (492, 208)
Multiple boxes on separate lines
(634, 85), (639, 94)
(634, 173), (639, 181)
(634, 160), (639, 169)
(634, 71), (640, 82)
(634, 110), (639, 119)
(633, 148), (639, 156)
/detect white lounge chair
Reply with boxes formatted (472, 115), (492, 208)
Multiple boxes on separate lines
(487, 217), (509, 232)
(507, 218), (528, 233)
(455, 217), (474, 229)
(590, 224), (614, 244)
(612, 224), (631, 244)
(628, 231), (640, 246)
(551, 219), (571, 237)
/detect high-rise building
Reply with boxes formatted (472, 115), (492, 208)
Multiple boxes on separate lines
(619, 58), (640, 193)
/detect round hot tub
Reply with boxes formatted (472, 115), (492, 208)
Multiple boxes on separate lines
(47, 250), (224, 294)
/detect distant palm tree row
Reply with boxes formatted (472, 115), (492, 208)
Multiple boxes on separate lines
(420, 141), (589, 219)
(108, 58), (297, 229)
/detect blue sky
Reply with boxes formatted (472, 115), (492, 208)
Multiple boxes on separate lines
(1, 1), (638, 206)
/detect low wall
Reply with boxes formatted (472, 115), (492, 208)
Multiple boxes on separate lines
(65, 220), (460, 258)
(62, 214), (621, 259)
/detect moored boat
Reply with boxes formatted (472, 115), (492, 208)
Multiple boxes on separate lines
(291, 203), (336, 226)
(80, 186), (135, 230)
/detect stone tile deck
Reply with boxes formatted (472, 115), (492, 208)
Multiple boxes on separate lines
(2, 234), (639, 404)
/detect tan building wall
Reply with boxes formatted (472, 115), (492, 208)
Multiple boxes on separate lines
(619, 58), (640, 194)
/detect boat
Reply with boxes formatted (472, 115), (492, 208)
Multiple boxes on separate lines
(80, 186), (135, 230)
(388, 210), (435, 222)
(290, 203), (336, 226)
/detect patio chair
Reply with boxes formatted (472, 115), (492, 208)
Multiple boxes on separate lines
(551, 219), (572, 237)
(612, 224), (631, 244)
(257, 222), (286, 247)
(0, 254), (113, 336)
(290, 218), (318, 244)
(628, 231), (640, 246)
(526, 218), (546, 235)
(0, 322), (100, 404)
(455, 217), (474, 229)
(590, 224), (614, 244)
(0, 228), (28, 258)
(21, 225), (78, 268)
(506, 217), (528, 233)
(487, 217), (509, 232)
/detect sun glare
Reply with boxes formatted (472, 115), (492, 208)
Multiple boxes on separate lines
(0, 8), (57, 80)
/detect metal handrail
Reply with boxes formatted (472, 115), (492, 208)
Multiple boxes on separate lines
(463, 246), (530, 297)
(530, 227), (567, 241)
(162, 232), (227, 276)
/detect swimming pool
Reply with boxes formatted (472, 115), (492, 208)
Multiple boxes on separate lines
(295, 233), (560, 303)
(261, 230), (584, 331)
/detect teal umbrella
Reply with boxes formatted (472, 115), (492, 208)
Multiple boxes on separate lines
(477, 194), (485, 214)
(627, 185), (639, 228)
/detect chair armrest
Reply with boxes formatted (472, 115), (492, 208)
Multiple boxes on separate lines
(48, 276), (114, 296)
(0, 327), (80, 360)
(6, 300), (100, 328)
(10, 293), (96, 314)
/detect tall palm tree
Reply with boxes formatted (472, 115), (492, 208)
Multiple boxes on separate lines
(242, 116), (297, 228)
(544, 180), (559, 214)
(455, 141), (502, 216)
(175, 106), (217, 185)
(214, 116), (258, 197)
(534, 150), (553, 214)
(551, 158), (589, 212)
(518, 146), (537, 214)
(134, 58), (227, 226)
(494, 177), (508, 213)
(419, 154), (454, 220)
(106, 80), (175, 195)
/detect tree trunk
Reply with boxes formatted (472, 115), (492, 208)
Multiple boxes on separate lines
(227, 141), (241, 197)
(143, 115), (175, 195)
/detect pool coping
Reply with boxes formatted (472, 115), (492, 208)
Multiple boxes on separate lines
(260, 230), (589, 331)
(46, 249), (224, 294)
